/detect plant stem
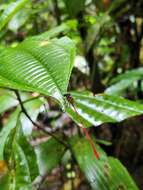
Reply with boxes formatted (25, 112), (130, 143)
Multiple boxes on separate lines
(14, 90), (68, 148)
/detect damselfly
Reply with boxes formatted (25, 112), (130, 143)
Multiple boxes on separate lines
(64, 93), (100, 160)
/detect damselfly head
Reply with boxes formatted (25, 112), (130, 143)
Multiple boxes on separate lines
(64, 93), (74, 104)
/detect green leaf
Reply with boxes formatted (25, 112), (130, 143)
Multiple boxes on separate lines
(105, 68), (143, 95)
(66, 92), (143, 127)
(0, 98), (43, 160)
(3, 119), (38, 189)
(0, 89), (18, 114)
(14, 120), (39, 181)
(35, 19), (77, 40)
(35, 137), (65, 175)
(11, 142), (32, 190)
(8, 8), (29, 33)
(0, 36), (76, 109)
(71, 136), (139, 190)
(85, 13), (112, 52)
(0, 0), (29, 31)
(0, 109), (19, 160)
(34, 23), (69, 40)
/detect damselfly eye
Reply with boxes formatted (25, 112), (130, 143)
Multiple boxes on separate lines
(64, 93), (73, 104)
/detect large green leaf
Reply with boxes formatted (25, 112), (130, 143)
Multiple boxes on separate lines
(35, 137), (65, 175)
(0, 36), (75, 109)
(71, 136), (139, 190)
(106, 68), (143, 95)
(0, 0), (29, 31)
(66, 92), (143, 127)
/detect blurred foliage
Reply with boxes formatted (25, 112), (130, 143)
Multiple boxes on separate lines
(0, 0), (143, 189)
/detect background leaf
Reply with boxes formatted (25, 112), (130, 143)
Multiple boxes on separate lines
(0, 89), (18, 114)
(105, 67), (143, 95)
(63, 0), (86, 17)
(0, 0), (29, 31)
(35, 137), (65, 175)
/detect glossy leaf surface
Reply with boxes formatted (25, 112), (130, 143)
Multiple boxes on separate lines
(0, 36), (75, 108)
(66, 92), (143, 127)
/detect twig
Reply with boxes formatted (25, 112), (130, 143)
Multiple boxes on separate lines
(14, 90), (68, 148)
(22, 95), (41, 104)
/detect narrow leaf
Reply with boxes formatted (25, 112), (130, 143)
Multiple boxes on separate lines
(3, 119), (38, 189)
(15, 120), (39, 181)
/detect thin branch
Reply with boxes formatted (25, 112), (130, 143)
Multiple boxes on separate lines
(22, 95), (41, 104)
(14, 90), (68, 148)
